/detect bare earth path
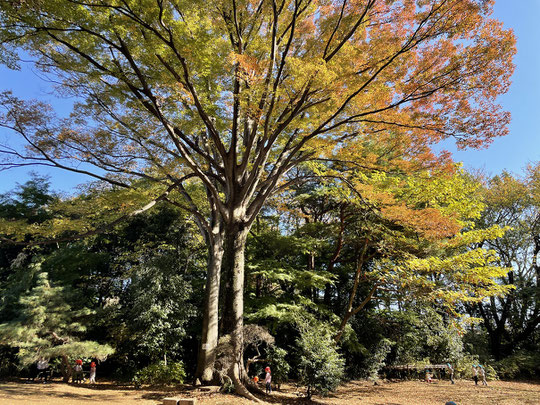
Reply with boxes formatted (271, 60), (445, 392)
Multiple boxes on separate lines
(0, 379), (538, 404)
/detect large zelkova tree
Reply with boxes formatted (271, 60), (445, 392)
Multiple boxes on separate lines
(0, 0), (514, 396)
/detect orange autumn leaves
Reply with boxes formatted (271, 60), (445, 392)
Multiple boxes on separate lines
(230, 53), (264, 86)
(349, 175), (462, 241)
(382, 204), (460, 240)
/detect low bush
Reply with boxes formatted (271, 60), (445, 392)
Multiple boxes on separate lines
(268, 346), (290, 389)
(455, 355), (497, 381)
(365, 338), (394, 382)
(495, 351), (540, 379)
(132, 361), (186, 387)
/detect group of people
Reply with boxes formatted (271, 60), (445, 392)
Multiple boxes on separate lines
(252, 366), (272, 394)
(424, 363), (487, 386)
(28, 358), (97, 384)
(72, 359), (97, 384)
(472, 364), (488, 386)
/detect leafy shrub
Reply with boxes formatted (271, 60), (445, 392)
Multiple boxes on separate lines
(365, 338), (394, 382)
(0, 346), (18, 378)
(132, 361), (186, 387)
(455, 355), (497, 381)
(495, 351), (540, 379)
(389, 308), (464, 366)
(268, 346), (290, 388)
(220, 376), (234, 393)
(295, 315), (345, 399)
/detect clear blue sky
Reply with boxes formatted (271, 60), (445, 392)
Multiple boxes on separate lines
(0, 0), (539, 194)
(437, 0), (540, 177)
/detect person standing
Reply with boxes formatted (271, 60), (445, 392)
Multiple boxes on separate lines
(264, 366), (272, 394)
(472, 365), (478, 385)
(89, 361), (96, 384)
(478, 365), (488, 386)
(446, 363), (455, 384)
(36, 358), (50, 383)
(73, 359), (83, 383)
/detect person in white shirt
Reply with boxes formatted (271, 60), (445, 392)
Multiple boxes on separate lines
(89, 361), (97, 384)
(73, 359), (83, 383)
(264, 366), (272, 394)
(36, 358), (50, 383)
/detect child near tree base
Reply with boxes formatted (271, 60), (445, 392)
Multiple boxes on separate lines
(89, 361), (96, 384)
(73, 359), (83, 383)
(264, 366), (272, 394)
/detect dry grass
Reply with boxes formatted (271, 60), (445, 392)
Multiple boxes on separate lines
(0, 379), (538, 405)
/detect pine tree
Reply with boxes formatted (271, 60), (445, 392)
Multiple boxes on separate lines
(0, 266), (113, 381)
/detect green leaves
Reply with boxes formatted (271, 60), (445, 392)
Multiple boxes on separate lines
(249, 261), (334, 290)
(132, 361), (186, 386)
(295, 313), (345, 398)
(0, 269), (113, 366)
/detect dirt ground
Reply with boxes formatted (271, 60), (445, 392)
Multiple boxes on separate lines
(0, 379), (538, 405)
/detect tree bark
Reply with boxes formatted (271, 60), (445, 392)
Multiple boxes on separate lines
(60, 355), (72, 383)
(221, 221), (260, 401)
(196, 227), (224, 383)
(334, 283), (378, 342)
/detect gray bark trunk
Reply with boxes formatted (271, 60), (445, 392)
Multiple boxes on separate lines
(196, 227), (224, 383)
(221, 221), (259, 400)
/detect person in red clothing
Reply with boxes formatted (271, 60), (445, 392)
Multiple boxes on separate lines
(264, 366), (272, 394)
(89, 361), (97, 384)
(73, 359), (83, 383)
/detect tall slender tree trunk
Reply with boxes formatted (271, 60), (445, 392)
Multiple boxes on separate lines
(196, 227), (224, 383)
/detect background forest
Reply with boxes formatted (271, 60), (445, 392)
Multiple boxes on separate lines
(1, 163), (538, 391)
(0, 0), (538, 399)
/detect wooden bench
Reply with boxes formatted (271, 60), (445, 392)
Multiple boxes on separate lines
(162, 398), (197, 405)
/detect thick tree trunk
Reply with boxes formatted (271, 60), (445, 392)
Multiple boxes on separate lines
(221, 221), (260, 401)
(477, 300), (508, 361)
(196, 229), (224, 383)
(490, 326), (505, 361)
(60, 355), (72, 383)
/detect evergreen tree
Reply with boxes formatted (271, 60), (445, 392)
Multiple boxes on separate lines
(295, 314), (345, 399)
(0, 267), (113, 381)
(119, 254), (196, 365)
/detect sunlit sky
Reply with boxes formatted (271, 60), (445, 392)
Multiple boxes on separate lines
(0, 0), (539, 194)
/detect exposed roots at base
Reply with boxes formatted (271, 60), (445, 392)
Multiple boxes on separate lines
(227, 361), (268, 403)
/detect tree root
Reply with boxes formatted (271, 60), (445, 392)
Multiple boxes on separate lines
(245, 377), (265, 395)
(228, 363), (264, 403)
